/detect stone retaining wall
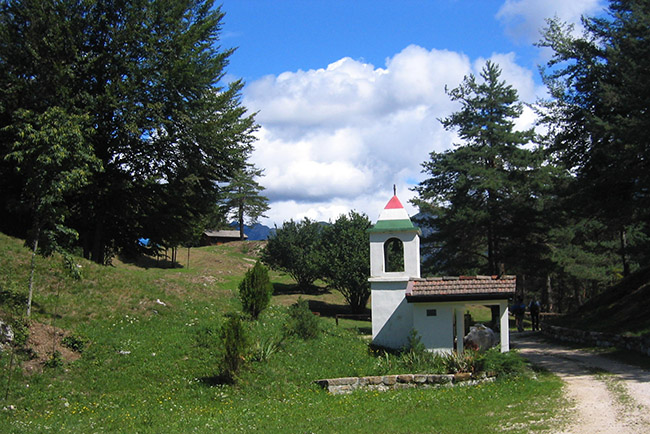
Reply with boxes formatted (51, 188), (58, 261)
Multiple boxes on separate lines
(315, 372), (495, 395)
(542, 323), (650, 357)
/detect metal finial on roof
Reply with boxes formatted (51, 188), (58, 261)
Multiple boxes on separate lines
(393, 184), (396, 196)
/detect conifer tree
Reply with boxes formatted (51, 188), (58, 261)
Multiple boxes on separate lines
(220, 165), (270, 241)
(537, 0), (650, 275)
(412, 61), (547, 278)
(239, 261), (273, 320)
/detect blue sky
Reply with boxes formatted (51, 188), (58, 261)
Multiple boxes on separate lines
(218, 0), (605, 226)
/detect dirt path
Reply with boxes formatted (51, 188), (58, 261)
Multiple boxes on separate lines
(511, 333), (650, 434)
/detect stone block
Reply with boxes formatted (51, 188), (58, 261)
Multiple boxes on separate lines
(397, 374), (413, 383)
(413, 374), (427, 383)
(328, 377), (358, 386)
(382, 375), (397, 385)
(427, 374), (452, 384)
(360, 376), (383, 385)
(453, 373), (472, 383)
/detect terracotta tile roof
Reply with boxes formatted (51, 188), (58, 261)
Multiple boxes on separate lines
(406, 275), (516, 302)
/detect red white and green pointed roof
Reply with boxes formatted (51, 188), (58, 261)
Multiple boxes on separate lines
(368, 195), (420, 233)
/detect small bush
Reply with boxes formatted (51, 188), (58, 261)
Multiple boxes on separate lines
(252, 335), (283, 362)
(62, 334), (89, 353)
(239, 261), (273, 320)
(219, 314), (250, 382)
(44, 350), (63, 368)
(481, 347), (526, 376)
(284, 298), (319, 340)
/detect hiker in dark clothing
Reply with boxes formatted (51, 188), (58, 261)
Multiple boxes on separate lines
(512, 298), (526, 332)
(529, 299), (541, 331)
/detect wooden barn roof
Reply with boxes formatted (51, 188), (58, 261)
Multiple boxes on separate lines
(406, 275), (516, 302)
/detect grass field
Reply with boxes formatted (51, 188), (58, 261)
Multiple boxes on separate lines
(0, 233), (566, 433)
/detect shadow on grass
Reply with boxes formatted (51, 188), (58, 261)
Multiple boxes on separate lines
(307, 299), (370, 319)
(118, 254), (184, 270)
(272, 282), (331, 296)
(198, 374), (235, 386)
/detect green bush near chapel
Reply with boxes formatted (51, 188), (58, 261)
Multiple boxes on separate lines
(239, 261), (273, 320)
(284, 298), (320, 340)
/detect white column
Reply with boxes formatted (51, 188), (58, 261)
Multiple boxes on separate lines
(455, 306), (464, 354)
(499, 300), (510, 352)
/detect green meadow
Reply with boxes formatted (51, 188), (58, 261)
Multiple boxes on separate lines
(0, 233), (565, 433)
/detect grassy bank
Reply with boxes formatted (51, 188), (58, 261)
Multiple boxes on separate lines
(0, 233), (565, 433)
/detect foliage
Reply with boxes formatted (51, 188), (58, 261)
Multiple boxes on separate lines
(0, 0), (257, 264)
(537, 0), (650, 277)
(412, 61), (549, 278)
(319, 211), (371, 313)
(61, 334), (89, 354)
(262, 218), (323, 290)
(0, 284), (29, 347)
(481, 347), (527, 376)
(238, 261), (273, 320)
(218, 313), (250, 382)
(251, 335), (283, 362)
(43, 350), (63, 368)
(220, 165), (270, 240)
(284, 298), (320, 340)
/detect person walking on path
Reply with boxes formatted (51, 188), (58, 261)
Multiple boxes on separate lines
(528, 299), (540, 331)
(511, 298), (526, 332)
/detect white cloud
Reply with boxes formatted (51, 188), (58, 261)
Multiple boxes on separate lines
(245, 45), (542, 227)
(496, 0), (605, 43)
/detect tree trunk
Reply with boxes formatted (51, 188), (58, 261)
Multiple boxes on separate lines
(620, 227), (630, 277)
(238, 200), (245, 241)
(27, 226), (40, 317)
(91, 220), (105, 264)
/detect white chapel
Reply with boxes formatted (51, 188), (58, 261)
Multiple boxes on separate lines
(368, 194), (515, 353)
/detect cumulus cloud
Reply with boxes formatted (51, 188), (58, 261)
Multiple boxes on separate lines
(496, 0), (605, 43)
(245, 45), (544, 226)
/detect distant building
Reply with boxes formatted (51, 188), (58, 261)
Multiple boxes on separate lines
(369, 195), (515, 353)
(201, 230), (246, 245)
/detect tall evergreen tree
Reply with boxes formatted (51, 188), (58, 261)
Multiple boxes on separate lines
(0, 0), (257, 263)
(412, 61), (546, 279)
(537, 0), (650, 275)
(220, 165), (270, 241)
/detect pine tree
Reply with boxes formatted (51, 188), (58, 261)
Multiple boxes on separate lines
(537, 0), (650, 275)
(220, 165), (270, 241)
(412, 61), (546, 277)
(239, 261), (273, 320)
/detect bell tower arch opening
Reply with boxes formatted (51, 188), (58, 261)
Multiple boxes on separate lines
(384, 237), (404, 272)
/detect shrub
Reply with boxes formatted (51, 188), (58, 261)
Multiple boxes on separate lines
(481, 347), (526, 376)
(218, 314), (249, 382)
(284, 298), (319, 340)
(62, 334), (89, 353)
(252, 335), (283, 362)
(239, 261), (273, 320)
(44, 350), (63, 368)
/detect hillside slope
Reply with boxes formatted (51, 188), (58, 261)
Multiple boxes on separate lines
(549, 266), (650, 336)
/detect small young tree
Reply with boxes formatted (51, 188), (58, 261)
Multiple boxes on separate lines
(218, 314), (249, 383)
(284, 298), (319, 340)
(239, 261), (273, 320)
